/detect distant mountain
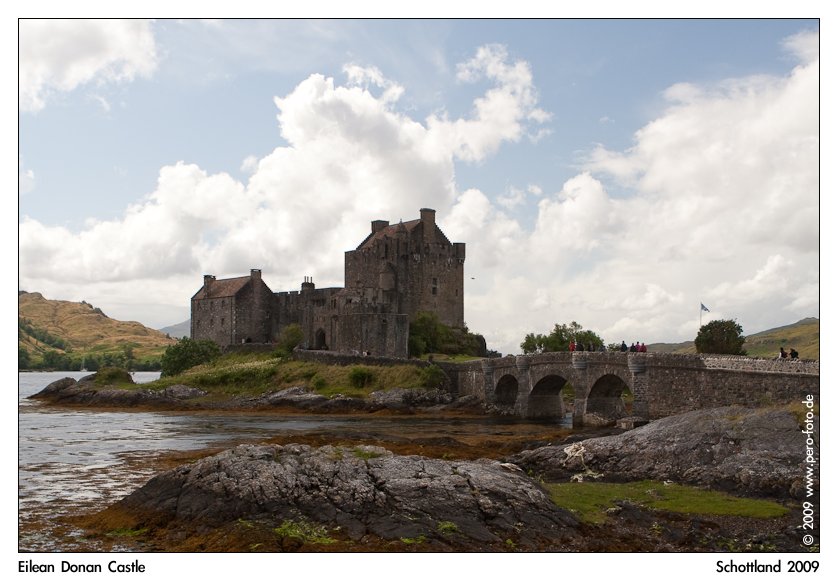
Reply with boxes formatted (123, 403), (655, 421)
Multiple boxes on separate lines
(18, 291), (176, 364)
(160, 319), (191, 339)
(646, 318), (819, 359)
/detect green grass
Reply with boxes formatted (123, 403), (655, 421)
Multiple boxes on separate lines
(544, 480), (789, 524)
(437, 521), (459, 535)
(351, 447), (384, 460)
(142, 353), (434, 400)
(273, 520), (337, 545)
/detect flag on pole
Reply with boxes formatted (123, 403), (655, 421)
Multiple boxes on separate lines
(701, 303), (710, 312)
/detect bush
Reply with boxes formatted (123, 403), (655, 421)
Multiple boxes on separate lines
(408, 312), (487, 357)
(695, 319), (746, 355)
(348, 366), (375, 388)
(161, 337), (221, 377)
(94, 366), (134, 385)
(419, 364), (446, 388)
(276, 323), (304, 356)
(310, 374), (327, 391)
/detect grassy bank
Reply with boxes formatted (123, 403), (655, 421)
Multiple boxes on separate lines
(142, 352), (439, 401)
(544, 480), (789, 524)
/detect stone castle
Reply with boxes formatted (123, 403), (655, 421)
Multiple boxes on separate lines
(191, 208), (465, 358)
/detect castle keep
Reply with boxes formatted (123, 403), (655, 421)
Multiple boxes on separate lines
(191, 208), (465, 358)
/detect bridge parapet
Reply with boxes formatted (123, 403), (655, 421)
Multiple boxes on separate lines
(699, 355), (819, 374)
(483, 351), (818, 375)
(639, 352), (819, 375)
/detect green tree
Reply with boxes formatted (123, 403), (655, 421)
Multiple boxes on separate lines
(520, 321), (604, 354)
(121, 344), (136, 369)
(408, 312), (487, 357)
(41, 350), (72, 370)
(695, 319), (746, 355)
(277, 323), (304, 355)
(161, 337), (221, 376)
(19, 347), (31, 369)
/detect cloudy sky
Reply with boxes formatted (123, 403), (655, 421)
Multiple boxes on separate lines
(18, 18), (820, 355)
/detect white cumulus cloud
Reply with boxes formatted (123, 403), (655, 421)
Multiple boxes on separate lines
(17, 32), (819, 352)
(19, 19), (158, 112)
(19, 44), (550, 321)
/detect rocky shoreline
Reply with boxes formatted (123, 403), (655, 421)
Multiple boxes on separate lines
(76, 405), (816, 552)
(29, 375), (477, 414)
(510, 405), (818, 500)
(31, 375), (818, 552)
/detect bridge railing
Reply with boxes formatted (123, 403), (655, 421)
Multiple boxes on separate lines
(697, 354), (819, 375)
(483, 351), (818, 375)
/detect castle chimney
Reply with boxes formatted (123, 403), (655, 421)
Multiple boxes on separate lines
(420, 208), (436, 225)
(301, 276), (315, 292)
(203, 274), (215, 295)
(420, 208), (436, 242)
(371, 219), (389, 234)
(250, 268), (262, 284)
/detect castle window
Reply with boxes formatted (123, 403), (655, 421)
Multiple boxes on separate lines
(432, 277), (438, 296)
(221, 318), (225, 326)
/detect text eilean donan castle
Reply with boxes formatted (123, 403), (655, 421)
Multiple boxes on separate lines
(191, 208), (465, 357)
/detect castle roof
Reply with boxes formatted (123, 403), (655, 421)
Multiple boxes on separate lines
(355, 219), (421, 250)
(192, 276), (252, 300)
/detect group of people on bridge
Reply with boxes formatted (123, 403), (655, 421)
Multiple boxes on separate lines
(779, 346), (800, 360)
(569, 340), (605, 352)
(620, 341), (647, 353)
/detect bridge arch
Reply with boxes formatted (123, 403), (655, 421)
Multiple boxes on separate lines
(494, 374), (519, 409)
(527, 374), (568, 419)
(585, 373), (632, 421)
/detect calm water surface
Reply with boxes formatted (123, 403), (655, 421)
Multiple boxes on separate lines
(19, 371), (570, 551)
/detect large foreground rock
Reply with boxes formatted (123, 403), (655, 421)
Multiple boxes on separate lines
(114, 443), (577, 548)
(509, 405), (818, 499)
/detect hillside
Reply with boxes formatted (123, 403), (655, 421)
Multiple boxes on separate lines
(159, 319), (190, 339)
(646, 318), (819, 359)
(19, 291), (176, 368)
(742, 317), (819, 359)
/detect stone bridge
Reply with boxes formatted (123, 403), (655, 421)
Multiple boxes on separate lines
(440, 352), (819, 427)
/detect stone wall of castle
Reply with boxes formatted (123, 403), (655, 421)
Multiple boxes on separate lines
(191, 271), (273, 346)
(192, 209), (463, 359)
(343, 208), (465, 328)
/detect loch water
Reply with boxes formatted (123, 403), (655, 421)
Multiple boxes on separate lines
(18, 371), (571, 551)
